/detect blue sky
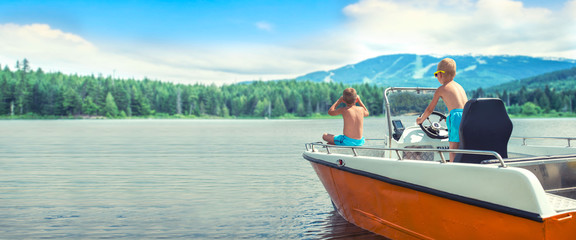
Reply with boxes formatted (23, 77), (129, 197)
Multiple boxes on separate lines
(0, 0), (574, 84)
(0, 0), (352, 45)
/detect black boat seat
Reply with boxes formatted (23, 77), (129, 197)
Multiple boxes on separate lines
(453, 98), (513, 163)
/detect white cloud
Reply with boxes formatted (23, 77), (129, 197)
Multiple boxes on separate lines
(0, 23), (293, 84)
(0, 0), (574, 85)
(342, 0), (576, 59)
(255, 21), (274, 32)
(0, 22), (358, 85)
(0, 23), (96, 65)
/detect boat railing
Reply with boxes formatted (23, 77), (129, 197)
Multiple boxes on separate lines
(512, 136), (576, 148)
(305, 142), (507, 168)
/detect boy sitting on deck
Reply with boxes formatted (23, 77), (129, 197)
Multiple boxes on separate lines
(416, 58), (468, 161)
(322, 88), (369, 146)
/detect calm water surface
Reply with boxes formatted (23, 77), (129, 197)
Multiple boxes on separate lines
(0, 118), (573, 239)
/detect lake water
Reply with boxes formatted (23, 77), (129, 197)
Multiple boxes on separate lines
(1, 118), (574, 239)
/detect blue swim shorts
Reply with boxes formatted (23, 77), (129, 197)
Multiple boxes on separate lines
(447, 109), (463, 143)
(334, 135), (365, 146)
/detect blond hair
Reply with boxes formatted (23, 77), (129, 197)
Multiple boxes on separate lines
(343, 88), (357, 105)
(437, 58), (457, 80)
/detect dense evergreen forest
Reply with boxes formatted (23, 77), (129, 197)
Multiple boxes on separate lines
(471, 67), (576, 116)
(470, 86), (576, 116)
(485, 67), (576, 92)
(1, 59), (574, 119)
(0, 59), (387, 118)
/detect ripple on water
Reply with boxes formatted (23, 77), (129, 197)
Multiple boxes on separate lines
(0, 119), (398, 239)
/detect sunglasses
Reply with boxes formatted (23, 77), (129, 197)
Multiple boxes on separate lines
(434, 70), (445, 77)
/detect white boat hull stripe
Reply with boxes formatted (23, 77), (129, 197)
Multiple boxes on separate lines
(303, 153), (544, 222)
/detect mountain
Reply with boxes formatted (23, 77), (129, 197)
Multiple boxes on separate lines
(293, 54), (576, 90)
(484, 67), (576, 93)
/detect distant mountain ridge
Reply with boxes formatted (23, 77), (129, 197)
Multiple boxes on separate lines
(292, 54), (576, 90)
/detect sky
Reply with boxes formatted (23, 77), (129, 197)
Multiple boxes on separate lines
(0, 0), (574, 85)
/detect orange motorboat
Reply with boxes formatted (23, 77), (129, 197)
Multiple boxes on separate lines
(303, 87), (576, 239)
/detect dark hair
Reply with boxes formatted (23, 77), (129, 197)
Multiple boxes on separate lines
(343, 88), (357, 105)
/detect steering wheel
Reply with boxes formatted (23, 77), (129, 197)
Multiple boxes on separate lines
(419, 111), (449, 139)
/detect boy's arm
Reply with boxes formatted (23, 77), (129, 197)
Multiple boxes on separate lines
(328, 97), (345, 116)
(357, 96), (369, 117)
(416, 89), (442, 125)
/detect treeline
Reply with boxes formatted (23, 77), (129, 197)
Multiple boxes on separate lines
(470, 85), (576, 116)
(485, 67), (576, 93)
(473, 66), (576, 116)
(0, 59), (386, 118)
(2, 59), (574, 118)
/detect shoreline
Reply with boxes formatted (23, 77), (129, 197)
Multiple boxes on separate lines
(1, 113), (576, 120)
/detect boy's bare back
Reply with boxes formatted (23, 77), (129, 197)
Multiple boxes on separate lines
(323, 88), (370, 145)
(416, 58), (467, 161)
(417, 58), (467, 125)
(436, 81), (467, 112)
(340, 105), (367, 139)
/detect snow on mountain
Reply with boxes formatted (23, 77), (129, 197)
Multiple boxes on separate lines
(293, 54), (576, 90)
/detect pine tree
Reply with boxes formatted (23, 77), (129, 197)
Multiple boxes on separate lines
(104, 92), (119, 118)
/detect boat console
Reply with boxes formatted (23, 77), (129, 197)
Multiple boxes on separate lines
(391, 120), (404, 141)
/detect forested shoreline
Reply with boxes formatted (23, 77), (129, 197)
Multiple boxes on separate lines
(1, 59), (575, 119)
(0, 60), (386, 119)
(470, 85), (576, 116)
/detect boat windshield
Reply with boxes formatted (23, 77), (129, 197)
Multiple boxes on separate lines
(387, 90), (447, 116)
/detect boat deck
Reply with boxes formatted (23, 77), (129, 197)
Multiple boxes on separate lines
(547, 193), (576, 212)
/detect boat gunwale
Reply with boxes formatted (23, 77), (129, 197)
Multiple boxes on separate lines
(305, 142), (508, 167)
(303, 151), (545, 222)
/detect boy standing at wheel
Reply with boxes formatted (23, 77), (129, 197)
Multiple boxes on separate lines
(416, 58), (468, 161)
(323, 88), (369, 146)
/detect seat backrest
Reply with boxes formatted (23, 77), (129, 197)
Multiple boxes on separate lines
(453, 98), (513, 163)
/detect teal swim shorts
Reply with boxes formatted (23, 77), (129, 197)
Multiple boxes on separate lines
(447, 109), (463, 143)
(334, 135), (365, 146)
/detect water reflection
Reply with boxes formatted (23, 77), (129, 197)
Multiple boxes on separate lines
(308, 210), (389, 240)
(3, 118), (570, 239)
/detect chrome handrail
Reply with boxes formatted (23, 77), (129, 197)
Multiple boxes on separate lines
(511, 137), (576, 148)
(304, 142), (507, 168)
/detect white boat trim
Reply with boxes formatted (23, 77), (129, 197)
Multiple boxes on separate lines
(304, 143), (567, 221)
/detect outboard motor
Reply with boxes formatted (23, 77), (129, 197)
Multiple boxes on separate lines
(453, 98), (513, 163)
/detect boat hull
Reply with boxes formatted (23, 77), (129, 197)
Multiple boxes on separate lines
(309, 160), (576, 240)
